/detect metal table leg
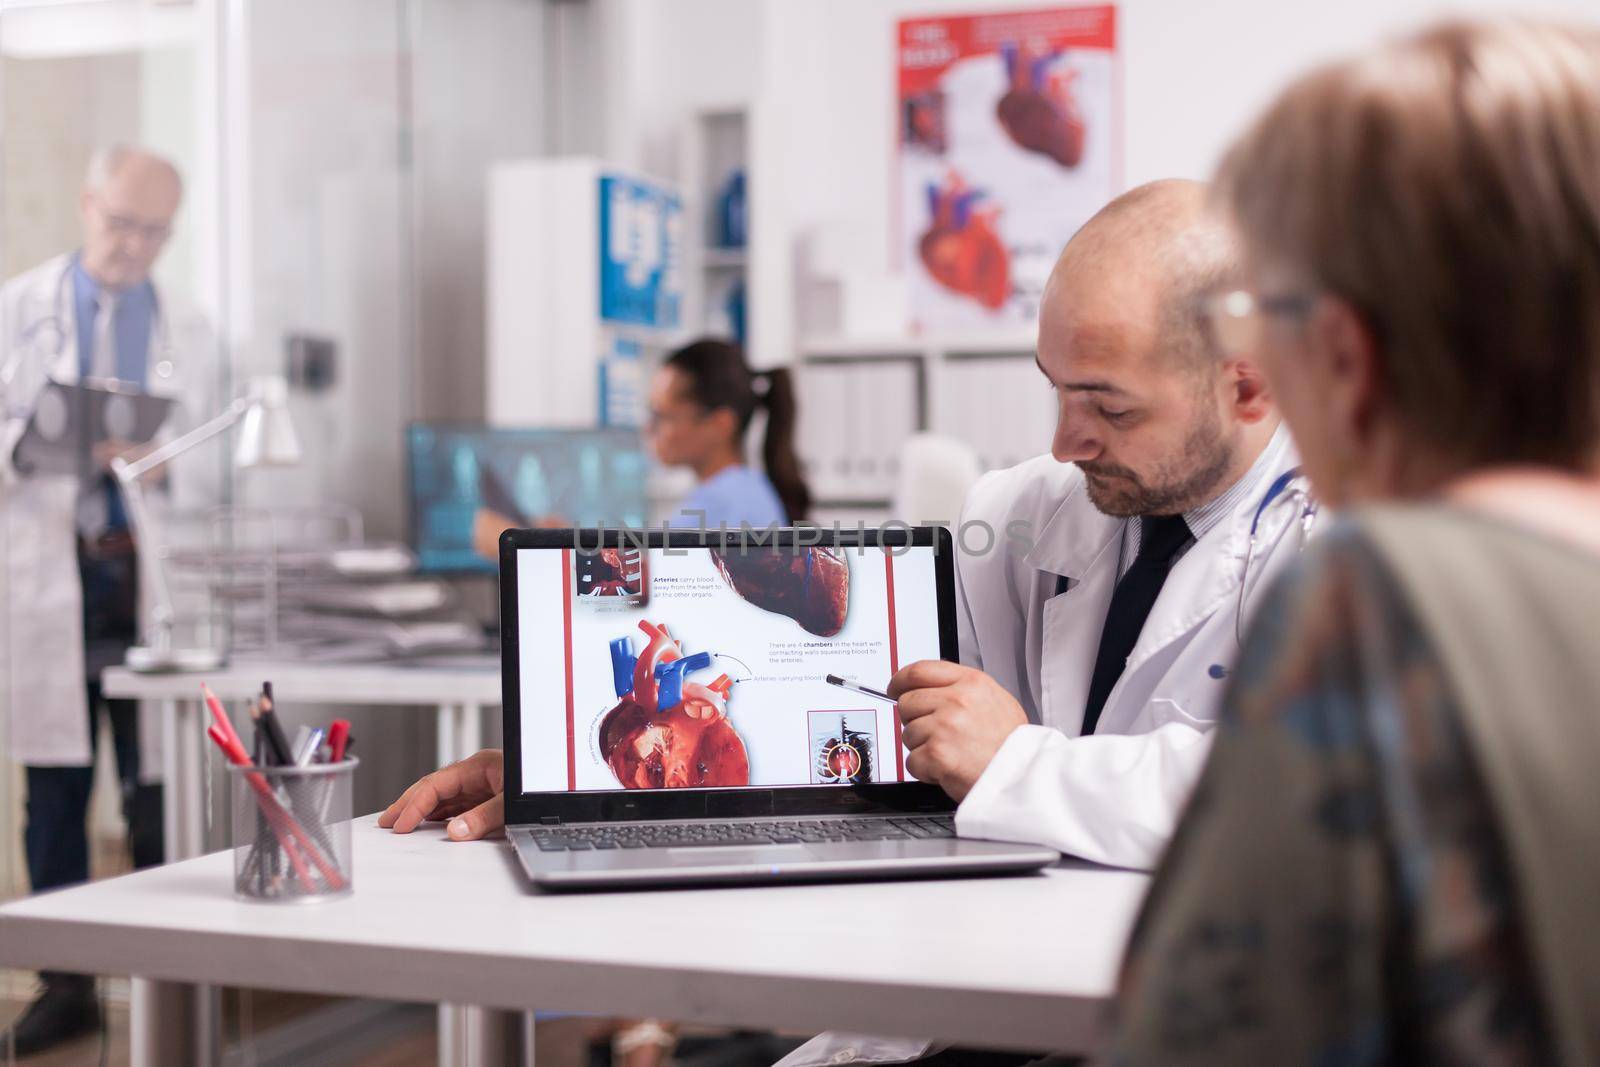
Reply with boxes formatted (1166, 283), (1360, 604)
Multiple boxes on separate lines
(162, 697), (206, 862)
(131, 978), (201, 1066)
(152, 697), (221, 1065)
(436, 702), (460, 768)
(161, 699), (179, 862)
(178, 698), (205, 860)
(438, 1004), (531, 1066)
(458, 702), (483, 757)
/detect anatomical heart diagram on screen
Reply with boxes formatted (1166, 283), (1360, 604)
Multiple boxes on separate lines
(599, 619), (749, 789)
(709, 545), (851, 637)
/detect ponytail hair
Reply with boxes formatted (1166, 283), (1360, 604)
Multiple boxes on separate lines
(753, 367), (810, 522)
(663, 338), (813, 522)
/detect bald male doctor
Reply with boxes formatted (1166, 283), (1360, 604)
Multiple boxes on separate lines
(882, 180), (1306, 873)
(782, 182), (1311, 1066)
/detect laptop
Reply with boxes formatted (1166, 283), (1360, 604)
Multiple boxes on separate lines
(499, 525), (1059, 890)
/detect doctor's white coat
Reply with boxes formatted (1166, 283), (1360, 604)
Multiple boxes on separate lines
(778, 429), (1306, 1067)
(0, 252), (214, 768)
(952, 426), (1302, 870)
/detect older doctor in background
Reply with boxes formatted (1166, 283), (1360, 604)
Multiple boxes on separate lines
(0, 144), (208, 1057)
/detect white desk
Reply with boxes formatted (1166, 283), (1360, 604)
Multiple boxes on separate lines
(0, 816), (1149, 1066)
(102, 659), (501, 862)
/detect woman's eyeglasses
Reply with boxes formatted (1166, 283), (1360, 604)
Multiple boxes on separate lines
(1200, 288), (1316, 357)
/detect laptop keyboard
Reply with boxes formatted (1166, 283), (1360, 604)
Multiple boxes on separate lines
(529, 815), (956, 851)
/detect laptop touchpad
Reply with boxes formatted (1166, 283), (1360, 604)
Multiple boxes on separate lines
(666, 846), (789, 865)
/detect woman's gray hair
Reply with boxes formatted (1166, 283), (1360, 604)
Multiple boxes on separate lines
(1217, 17), (1600, 469)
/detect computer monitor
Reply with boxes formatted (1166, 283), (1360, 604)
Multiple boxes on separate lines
(406, 423), (650, 574)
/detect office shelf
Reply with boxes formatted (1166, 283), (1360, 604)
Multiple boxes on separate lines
(793, 329), (1051, 523)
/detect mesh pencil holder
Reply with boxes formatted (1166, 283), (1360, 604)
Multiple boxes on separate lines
(228, 758), (357, 902)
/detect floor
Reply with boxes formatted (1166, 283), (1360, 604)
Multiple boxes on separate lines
(0, 994), (126, 1067)
(0, 991), (611, 1066)
(0, 991), (787, 1067)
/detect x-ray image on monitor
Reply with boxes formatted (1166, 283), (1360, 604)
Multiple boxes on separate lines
(407, 424), (649, 573)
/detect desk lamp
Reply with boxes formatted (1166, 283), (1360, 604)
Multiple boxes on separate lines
(111, 376), (301, 672)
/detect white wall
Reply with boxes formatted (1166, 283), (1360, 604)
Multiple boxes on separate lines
(229, 0), (410, 540)
(615, 0), (1600, 360)
(413, 0), (546, 423)
(592, 0), (764, 179)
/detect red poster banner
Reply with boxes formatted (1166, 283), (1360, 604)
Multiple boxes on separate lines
(897, 6), (1120, 332)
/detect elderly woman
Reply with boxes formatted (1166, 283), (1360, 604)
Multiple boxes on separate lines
(1110, 17), (1600, 1065)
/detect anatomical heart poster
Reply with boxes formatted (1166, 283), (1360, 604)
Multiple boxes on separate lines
(898, 5), (1119, 332)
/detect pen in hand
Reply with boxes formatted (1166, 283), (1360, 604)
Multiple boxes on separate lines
(824, 674), (895, 703)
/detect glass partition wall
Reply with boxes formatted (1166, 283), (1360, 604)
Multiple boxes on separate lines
(0, 0), (222, 951)
(0, 0), (421, 1058)
(0, 0), (550, 1059)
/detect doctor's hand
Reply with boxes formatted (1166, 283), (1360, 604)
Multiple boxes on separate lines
(891, 661), (1027, 803)
(378, 748), (505, 841)
(472, 508), (518, 562)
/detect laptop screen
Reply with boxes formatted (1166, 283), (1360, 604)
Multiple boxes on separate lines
(513, 541), (944, 795)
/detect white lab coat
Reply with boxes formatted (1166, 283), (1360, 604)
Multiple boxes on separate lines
(0, 253), (213, 768)
(951, 425), (1302, 869)
(780, 427), (1305, 1067)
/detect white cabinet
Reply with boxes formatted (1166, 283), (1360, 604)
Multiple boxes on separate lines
(485, 158), (683, 430)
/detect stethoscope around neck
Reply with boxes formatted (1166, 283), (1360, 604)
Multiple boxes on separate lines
(1235, 466), (1320, 647)
(1, 253), (177, 392)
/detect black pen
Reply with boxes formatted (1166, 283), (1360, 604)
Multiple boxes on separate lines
(256, 682), (293, 766)
(824, 674), (895, 703)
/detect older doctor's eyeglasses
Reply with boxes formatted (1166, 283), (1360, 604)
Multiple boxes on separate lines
(90, 194), (173, 243)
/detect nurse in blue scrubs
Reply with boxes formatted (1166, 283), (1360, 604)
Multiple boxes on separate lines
(647, 338), (810, 528)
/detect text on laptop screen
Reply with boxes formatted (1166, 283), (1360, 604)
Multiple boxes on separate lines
(517, 544), (942, 794)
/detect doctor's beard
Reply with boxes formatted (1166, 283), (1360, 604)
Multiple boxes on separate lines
(1080, 403), (1236, 518)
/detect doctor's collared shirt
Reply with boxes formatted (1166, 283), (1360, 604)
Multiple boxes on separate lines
(71, 254), (155, 386)
(71, 256), (157, 548)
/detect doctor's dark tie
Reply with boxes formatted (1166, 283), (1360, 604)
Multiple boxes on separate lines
(1080, 514), (1194, 736)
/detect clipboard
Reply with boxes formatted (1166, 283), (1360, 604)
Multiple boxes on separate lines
(12, 378), (174, 476)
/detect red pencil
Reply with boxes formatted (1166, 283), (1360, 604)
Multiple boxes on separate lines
(200, 684), (246, 752)
(328, 720), (351, 763)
